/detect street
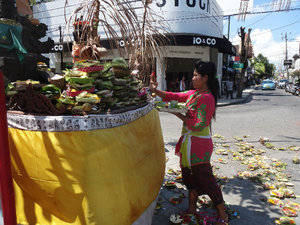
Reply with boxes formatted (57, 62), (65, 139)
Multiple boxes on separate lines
(153, 88), (300, 225)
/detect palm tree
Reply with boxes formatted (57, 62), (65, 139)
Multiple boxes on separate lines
(64, 0), (170, 84)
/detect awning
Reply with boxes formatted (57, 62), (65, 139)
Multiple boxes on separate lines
(51, 33), (237, 56)
(164, 33), (237, 56)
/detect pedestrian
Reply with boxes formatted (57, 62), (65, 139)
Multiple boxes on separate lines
(180, 75), (186, 91)
(149, 61), (228, 225)
(226, 78), (233, 99)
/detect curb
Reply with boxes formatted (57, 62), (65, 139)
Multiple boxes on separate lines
(217, 88), (255, 107)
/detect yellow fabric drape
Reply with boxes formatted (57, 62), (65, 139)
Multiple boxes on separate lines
(8, 109), (165, 225)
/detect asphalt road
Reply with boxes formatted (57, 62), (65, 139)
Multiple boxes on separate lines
(153, 87), (300, 225)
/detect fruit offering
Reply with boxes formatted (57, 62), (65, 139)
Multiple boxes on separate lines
(275, 216), (295, 224)
(282, 207), (298, 217)
(155, 100), (187, 113)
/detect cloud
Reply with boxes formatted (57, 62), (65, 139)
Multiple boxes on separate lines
(217, 0), (254, 14)
(251, 29), (282, 64)
(231, 28), (299, 70)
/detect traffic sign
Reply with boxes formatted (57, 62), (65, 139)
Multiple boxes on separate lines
(284, 60), (292, 66)
(233, 62), (244, 69)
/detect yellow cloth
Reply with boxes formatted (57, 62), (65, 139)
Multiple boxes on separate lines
(8, 109), (165, 225)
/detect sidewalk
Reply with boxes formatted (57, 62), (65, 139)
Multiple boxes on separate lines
(217, 86), (256, 107)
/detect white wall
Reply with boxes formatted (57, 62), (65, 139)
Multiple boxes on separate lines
(150, 0), (223, 37)
(33, 0), (224, 43)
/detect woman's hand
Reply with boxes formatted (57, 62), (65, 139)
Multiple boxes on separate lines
(149, 73), (158, 93)
(148, 73), (166, 99)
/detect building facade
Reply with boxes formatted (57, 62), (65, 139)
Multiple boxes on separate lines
(33, 0), (236, 90)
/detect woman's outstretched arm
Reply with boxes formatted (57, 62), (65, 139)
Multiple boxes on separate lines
(149, 74), (167, 99)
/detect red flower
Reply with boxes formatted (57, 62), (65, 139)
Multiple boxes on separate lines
(183, 215), (191, 222)
(73, 21), (90, 26)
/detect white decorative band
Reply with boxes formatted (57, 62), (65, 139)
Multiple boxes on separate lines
(7, 103), (154, 132)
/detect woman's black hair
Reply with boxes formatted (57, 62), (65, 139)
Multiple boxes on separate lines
(194, 60), (219, 118)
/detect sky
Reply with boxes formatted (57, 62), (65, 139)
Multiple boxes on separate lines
(217, 0), (300, 71)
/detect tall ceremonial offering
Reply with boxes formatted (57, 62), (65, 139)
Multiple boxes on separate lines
(3, 0), (169, 224)
(7, 103), (165, 225)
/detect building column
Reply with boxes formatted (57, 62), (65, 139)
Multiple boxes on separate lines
(156, 57), (166, 91)
(217, 52), (223, 95)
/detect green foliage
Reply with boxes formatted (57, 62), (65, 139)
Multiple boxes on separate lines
(254, 62), (265, 75)
(253, 53), (275, 78)
(29, 0), (36, 5)
(291, 69), (300, 79)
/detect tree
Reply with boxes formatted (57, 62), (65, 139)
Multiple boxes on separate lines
(237, 27), (251, 98)
(254, 62), (265, 76)
(291, 69), (300, 81)
(253, 53), (275, 78)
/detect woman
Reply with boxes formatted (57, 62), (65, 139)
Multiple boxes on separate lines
(149, 61), (228, 224)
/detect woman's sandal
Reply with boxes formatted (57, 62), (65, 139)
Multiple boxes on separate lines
(215, 216), (229, 225)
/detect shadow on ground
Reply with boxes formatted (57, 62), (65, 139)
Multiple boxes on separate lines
(152, 173), (283, 225)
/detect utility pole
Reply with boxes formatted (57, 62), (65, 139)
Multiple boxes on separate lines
(283, 32), (289, 79)
(285, 32), (289, 79)
(226, 15), (231, 90)
(59, 26), (64, 71)
(227, 15), (231, 40)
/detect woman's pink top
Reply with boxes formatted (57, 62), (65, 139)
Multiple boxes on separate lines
(163, 90), (215, 167)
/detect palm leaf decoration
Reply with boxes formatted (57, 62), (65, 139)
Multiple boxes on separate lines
(64, 0), (170, 84)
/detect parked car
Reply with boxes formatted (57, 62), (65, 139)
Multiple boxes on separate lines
(277, 79), (288, 89)
(262, 79), (275, 90)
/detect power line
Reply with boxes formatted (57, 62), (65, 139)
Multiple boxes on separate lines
(251, 19), (300, 37)
(33, 0), (296, 16)
(230, 12), (273, 39)
(224, 6), (300, 18)
(38, 6), (300, 25)
(246, 12), (272, 27)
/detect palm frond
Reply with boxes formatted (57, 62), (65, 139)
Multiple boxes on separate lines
(65, 0), (171, 84)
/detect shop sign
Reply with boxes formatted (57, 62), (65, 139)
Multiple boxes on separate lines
(156, 0), (210, 13)
(50, 42), (73, 53)
(233, 62), (244, 69)
(166, 34), (236, 55)
(51, 44), (63, 52)
(192, 36), (216, 46)
(117, 39), (135, 48)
